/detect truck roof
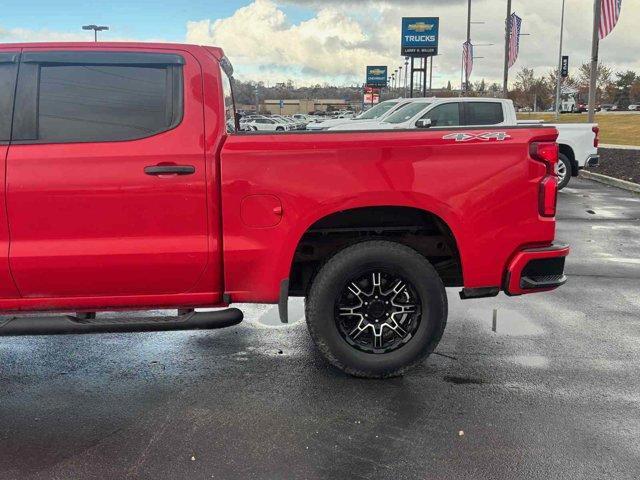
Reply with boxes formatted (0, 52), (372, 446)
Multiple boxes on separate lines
(0, 41), (225, 59)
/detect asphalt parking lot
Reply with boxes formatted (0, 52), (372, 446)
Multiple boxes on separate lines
(1, 177), (639, 480)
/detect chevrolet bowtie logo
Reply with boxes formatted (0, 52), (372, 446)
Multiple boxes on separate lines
(369, 68), (385, 75)
(408, 22), (434, 32)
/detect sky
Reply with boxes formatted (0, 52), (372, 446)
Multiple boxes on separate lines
(0, 0), (638, 88)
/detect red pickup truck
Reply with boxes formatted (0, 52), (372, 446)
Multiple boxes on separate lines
(0, 42), (568, 377)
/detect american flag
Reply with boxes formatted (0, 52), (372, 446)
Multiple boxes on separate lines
(508, 13), (522, 69)
(463, 41), (473, 80)
(599, 0), (622, 39)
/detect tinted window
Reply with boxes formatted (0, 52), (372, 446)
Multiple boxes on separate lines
(0, 58), (19, 141)
(383, 102), (431, 124)
(357, 101), (399, 120)
(465, 102), (504, 125)
(37, 63), (182, 143)
(421, 103), (460, 127)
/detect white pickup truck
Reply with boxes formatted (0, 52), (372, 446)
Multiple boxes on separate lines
(306, 99), (411, 131)
(328, 97), (599, 189)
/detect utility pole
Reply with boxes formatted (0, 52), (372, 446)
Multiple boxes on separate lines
(465, 0), (471, 94)
(502, 0), (512, 97)
(587, 0), (601, 122)
(555, 0), (566, 120)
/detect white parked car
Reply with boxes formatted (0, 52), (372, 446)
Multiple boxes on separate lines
(306, 99), (412, 131)
(270, 115), (298, 129)
(243, 117), (291, 132)
(291, 114), (312, 128)
(629, 104), (639, 111)
(329, 97), (599, 189)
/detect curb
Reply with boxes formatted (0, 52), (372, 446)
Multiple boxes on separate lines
(600, 144), (640, 151)
(581, 170), (640, 194)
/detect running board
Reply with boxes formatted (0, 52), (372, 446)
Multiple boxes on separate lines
(0, 308), (243, 336)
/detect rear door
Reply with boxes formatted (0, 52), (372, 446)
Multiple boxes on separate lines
(6, 48), (215, 298)
(0, 51), (20, 298)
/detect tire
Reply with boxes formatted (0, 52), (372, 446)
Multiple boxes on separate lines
(276, 126), (284, 131)
(305, 240), (448, 378)
(557, 153), (571, 190)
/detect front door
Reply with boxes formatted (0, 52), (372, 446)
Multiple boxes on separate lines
(0, 51), (20, 298)
(6, 48), (212, 298)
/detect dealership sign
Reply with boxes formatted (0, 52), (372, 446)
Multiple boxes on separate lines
(366, 66), (388, 87)
(401, 17), (439, 56)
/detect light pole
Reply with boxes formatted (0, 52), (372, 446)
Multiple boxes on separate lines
(587, 0), (601, 122)
(463, 0), (485, 95)
(404, 57), (409, 97)
(555, 0), (566, 120)
(398, 66), (403, 95)
(82, 24), (109, 42)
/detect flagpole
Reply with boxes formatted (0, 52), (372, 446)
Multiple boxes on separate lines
(587, 0), (601, 122)
(465, 0), (471, 94)
(555, 0), (566, 120)
(502, 0), (512, 98)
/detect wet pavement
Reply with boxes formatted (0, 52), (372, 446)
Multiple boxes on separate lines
(1, 178), (640, 479)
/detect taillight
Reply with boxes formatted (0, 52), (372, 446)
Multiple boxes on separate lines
(592, 126), (600, 148)
(530, 141), (559, 217)
(539, 176), (558, 217)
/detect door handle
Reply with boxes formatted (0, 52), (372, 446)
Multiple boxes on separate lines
(144, 165), (195, 176)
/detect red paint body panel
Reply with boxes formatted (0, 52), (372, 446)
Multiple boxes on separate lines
(220, 128), (559, 303)
(505, 243), (570, 295)
(0, 47), (21, 299)
(0, 42), (567, 313)
(6, 46), (214, 298)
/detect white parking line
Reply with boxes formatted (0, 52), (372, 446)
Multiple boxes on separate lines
(606, 258), (640, 265)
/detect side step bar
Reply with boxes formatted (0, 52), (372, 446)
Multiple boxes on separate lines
(0, 308), (243, 336)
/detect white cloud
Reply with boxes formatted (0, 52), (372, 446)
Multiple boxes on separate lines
(187, 0), (640, 88)
(186, 0), (379, 85)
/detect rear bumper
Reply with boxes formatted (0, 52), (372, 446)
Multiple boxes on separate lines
(583, 154), (599, 168)
(504, 243), (570, 296)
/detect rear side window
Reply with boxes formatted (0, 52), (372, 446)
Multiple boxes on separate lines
(465, 102), (504, 125)
(13, 52), (184, 143)
(38, 65), (178, 142)
(0, 54), (19, 142)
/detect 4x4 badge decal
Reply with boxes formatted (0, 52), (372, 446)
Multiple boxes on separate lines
(442, 132), (511, 142)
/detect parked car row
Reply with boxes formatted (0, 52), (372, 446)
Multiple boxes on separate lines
(240, 114), (310, 131)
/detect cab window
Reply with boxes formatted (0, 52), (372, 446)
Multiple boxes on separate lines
(420, 103), (460, 127)
(465, 102), (504, 125)
(0, 54), (19, 141)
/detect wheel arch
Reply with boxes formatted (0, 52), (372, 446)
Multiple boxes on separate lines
(558, 143), (578, 176)
(286, 204), (464, 298)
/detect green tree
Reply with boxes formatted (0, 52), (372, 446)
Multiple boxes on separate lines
(613, 70), (638, 107)
(576, 62), (612, 101)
